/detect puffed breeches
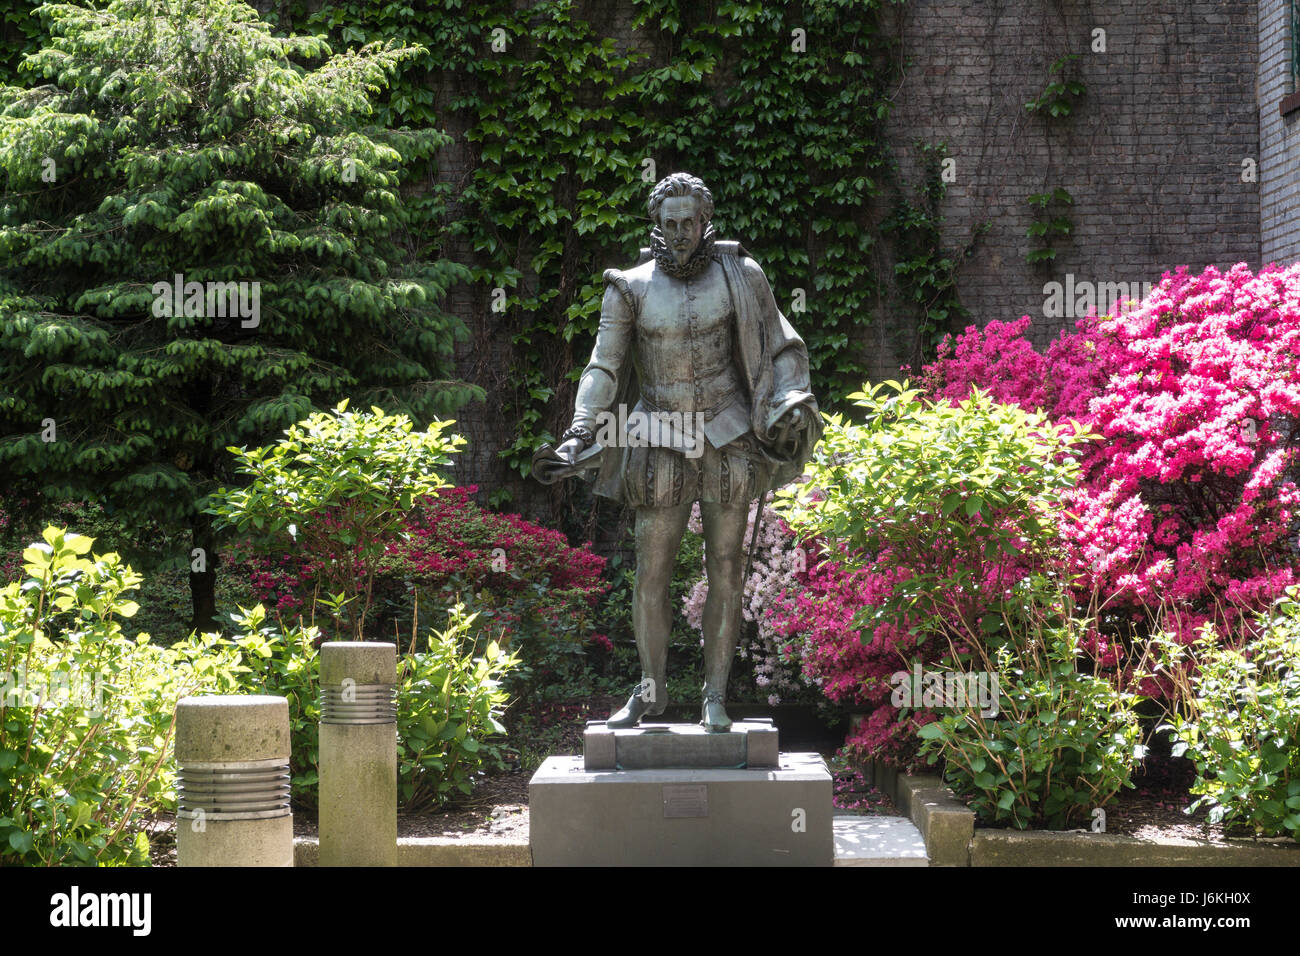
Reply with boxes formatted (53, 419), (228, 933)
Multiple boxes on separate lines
(623, 434), (770, 509)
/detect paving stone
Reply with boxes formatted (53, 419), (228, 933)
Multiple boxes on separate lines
(833, 815), (929, 867)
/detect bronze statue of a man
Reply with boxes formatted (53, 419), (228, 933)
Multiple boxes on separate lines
(535, 172), (821, 732)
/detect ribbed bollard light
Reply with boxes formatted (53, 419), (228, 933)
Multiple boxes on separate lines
(319, 642), (398, 866)
(175, 695), (293, 867)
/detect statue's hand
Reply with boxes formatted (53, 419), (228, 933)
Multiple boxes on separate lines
(779, 406), (805, 430)
(557, 436), (586, 463)
(769, 405), (808, 458)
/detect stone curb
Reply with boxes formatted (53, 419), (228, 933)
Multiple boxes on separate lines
(867, 760), (1300, 867)
(971, 829), (1300, 867)
(294, 836), (531, 867)
(870, 761), (974, 866)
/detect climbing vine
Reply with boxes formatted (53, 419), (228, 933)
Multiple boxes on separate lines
(1024, 53), (1085, 267)
(1026, 186), (1074, 267)
(1024, 53), (1086, 120)
(884, 142), (982, 366)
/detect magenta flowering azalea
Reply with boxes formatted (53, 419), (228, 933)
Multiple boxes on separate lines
(245, 486), (608, 638)
(716, 261), (1300, 768)
(922, 262), (1300, 671)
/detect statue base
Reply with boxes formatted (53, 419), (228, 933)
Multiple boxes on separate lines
(529, 752), (833, 866)
(583, 717), (779, 770)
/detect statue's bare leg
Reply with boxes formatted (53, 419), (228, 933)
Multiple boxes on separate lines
(606, 500), (693, 727)
(699, 498), (750, 732)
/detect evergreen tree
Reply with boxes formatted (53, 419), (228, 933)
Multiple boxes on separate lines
(0, 0), (478, 630)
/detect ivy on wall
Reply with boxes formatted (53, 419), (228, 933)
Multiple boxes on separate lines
(1024, 52), (1085, 267)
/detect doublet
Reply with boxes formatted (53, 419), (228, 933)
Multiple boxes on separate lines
(619, 259), (750, 445)
(568, 238), (820, 510)
(574, 253), (763, 507)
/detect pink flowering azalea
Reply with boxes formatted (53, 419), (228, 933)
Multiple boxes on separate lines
(922, 261), (1300, 664)
(245, 486), (609, 639)
(686, 262), (1300, 767)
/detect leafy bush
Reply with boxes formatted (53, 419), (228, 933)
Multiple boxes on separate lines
(220, 601), (519, 813)
(773, 380), (1094, 763)
(1151, 585), (1300, 838)
(920, 263), (1300, 664)
(218, 605), (323, 808)
(916, 573), (1145, 829)
(378, 486), (606, 699)
(397, 604), (520, 810)
(0, 527), (245, 865)
(209, 401), (466, 639)
(0, 497), (261, 645)
(0, 522), (522, 867)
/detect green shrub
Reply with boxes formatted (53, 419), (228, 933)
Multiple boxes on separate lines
(397, 604), (520, 810)
(773, 379), (1101, 764)
(219, 605), (323, 808)
(777, 380), (1094, 648)
(0, 523), (519, 866)
(0, 497), (262, 645)
(221, 601), (519, 813)
(209, 401), (465, 640)
(1153, 585), (1300, 839)
(917, 573), (1145, 829)
(0, 527), (245, 865)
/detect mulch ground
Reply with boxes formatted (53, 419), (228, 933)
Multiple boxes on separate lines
(1082, 754), (1233, 841)
(959, 753), (1279, 841)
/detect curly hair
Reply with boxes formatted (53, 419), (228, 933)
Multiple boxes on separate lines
(646, 172), (714, 225)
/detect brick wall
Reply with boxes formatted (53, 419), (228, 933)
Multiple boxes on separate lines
(882, 0), (1259, 355)
(1259, 0), (1300, 264)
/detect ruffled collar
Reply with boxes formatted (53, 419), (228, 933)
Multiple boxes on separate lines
(651, 223), (717, 279)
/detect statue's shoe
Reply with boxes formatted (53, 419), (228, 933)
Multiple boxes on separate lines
(605, 684), (666, 728)
(700, 690), (732, 734)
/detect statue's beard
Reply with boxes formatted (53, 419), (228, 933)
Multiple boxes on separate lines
(651, 224), (716, 279)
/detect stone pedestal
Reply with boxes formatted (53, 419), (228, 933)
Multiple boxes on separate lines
(529, 750), (834, 866)
(584, 717), (779, 770)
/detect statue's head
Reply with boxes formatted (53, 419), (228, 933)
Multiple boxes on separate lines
(647, 172), (713, 266)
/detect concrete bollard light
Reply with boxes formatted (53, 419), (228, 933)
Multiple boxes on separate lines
(175, 695), (294, 867)
(319, 642), (398, 867)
